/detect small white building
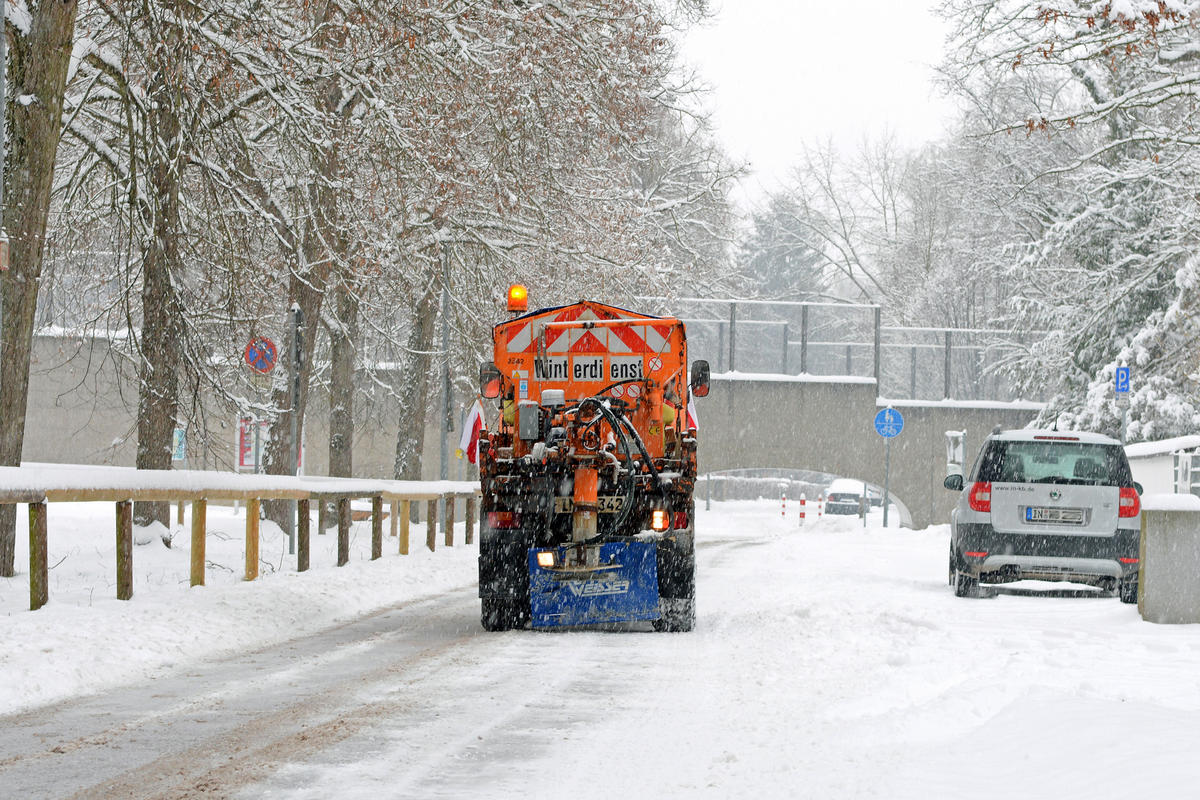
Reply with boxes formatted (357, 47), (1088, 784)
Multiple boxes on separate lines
(1124, 435), (1200, 496)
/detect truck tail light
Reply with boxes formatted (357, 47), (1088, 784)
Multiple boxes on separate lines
(672, 511), (689, 530)
(1118, 487), (1140, 518)
(487, 511), (522, 529)
(650, 509), (669, 532)
(968, 481), (991, 513)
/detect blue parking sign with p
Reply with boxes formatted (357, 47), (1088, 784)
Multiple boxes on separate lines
(1115, 366), (1130, 395)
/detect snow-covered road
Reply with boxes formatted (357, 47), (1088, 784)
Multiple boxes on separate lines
(3, 500), (1200, 798)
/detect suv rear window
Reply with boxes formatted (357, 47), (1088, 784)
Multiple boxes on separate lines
(973, 440), (1133, 486)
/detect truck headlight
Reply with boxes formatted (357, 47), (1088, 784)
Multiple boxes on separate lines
(536, 550), (556, 568)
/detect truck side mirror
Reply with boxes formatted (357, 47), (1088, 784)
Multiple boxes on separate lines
(690, 360), (710, 398)
(480, 362), (502, 399)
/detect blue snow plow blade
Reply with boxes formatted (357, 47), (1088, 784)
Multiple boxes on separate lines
(528, 541), (660, 629)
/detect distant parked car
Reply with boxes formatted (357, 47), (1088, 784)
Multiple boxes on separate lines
(945, 429), (1142, 601)
(825, 478), (867, 516)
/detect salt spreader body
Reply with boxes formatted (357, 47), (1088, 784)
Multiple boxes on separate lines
(475, 286), (709, 631)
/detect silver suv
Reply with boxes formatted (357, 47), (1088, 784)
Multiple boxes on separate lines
(944, 429), (1142, 601)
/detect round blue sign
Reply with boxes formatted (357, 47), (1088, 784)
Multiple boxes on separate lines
(874, 407), (904, 438)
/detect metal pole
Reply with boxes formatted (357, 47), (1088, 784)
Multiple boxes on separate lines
(728, 302), (737, 373)
(287, 305), (303, 555)
(780, 322), (789, 374)
(943, 330), (952, 400)
(883, 438), (891, 528)
(800, 304), (808, 374)
(716, 323), (725, 372)
(705, 473), (711, 511)
(439, 247), (450, 482)
(910, 345), (917, 399)
(873, 306), (881, 389)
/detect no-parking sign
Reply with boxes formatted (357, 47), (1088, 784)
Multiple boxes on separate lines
(244, 337), (277, 374)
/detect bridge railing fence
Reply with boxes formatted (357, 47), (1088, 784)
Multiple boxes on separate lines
(655, 297), (1043, 402)
(0, 465), (480, 612)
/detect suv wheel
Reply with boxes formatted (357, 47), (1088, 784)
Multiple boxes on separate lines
(953, 566), (983, 598)
(1119, 576), (1138, 604)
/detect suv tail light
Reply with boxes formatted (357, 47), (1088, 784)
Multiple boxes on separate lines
(1118, 487), (1140, 518)
(968, 481), (992, 513)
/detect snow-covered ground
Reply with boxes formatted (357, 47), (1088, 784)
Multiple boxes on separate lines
(3, 498), (1200, 798)
(0, 500), (478, 713)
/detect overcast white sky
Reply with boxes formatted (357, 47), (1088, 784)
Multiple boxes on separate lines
(680, 0), (957, 209)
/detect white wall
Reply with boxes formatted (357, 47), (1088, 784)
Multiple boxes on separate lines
(1129, 453), (1175, 495)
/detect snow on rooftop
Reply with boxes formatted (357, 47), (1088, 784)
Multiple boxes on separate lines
(879, 397), (1047, 411)
(712, 371), (876, 385)
(1141, 492), (1200, 512)
(1124, 435), (1200, 460)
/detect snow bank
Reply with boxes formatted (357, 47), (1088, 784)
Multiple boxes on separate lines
(0, 502), (477, 714)
(1142, 492), (1200, 512)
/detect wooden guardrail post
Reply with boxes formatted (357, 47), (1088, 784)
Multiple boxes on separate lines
(190, 498), (207, 587)
(298, 498), (311, 572)
(29, 501), (48, 611)
(371, 496), (383, 560)
(318, 500), (328, 535)
(176, 500), (185, 526)
(337, 496), (350, 566)
(245, 498), (260, 581)
(389, 500), (398, 537)
(116, 500), (133, 600)
(444, 496), (456, 547)
(399, 499), (410, 555)
(426, 499), (437, 552)
(465, 495), (476, 545)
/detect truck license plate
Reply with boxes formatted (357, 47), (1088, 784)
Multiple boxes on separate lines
(554, 496), (625, 514)
(1025, 506), (1084, 524)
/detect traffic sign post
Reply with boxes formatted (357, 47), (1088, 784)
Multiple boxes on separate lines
(1115, 366), (1130, 442)
(874, 407), (904, 528)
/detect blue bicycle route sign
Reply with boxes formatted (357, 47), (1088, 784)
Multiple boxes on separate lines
(1115, 366), (1130, 395)
(874, 407), (904, 439)
(244, 336), (278, 374)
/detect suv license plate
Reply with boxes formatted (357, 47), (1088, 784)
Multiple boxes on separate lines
(554, 496), (625, 514)
(1026, 506), (1084, 524)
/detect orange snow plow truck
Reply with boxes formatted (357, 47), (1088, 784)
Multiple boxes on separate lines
(475, 285), (709, 632)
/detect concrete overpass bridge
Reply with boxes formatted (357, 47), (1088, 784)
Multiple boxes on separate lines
(668, 297), (1046, 529)
(696, 376), (1041, 529)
